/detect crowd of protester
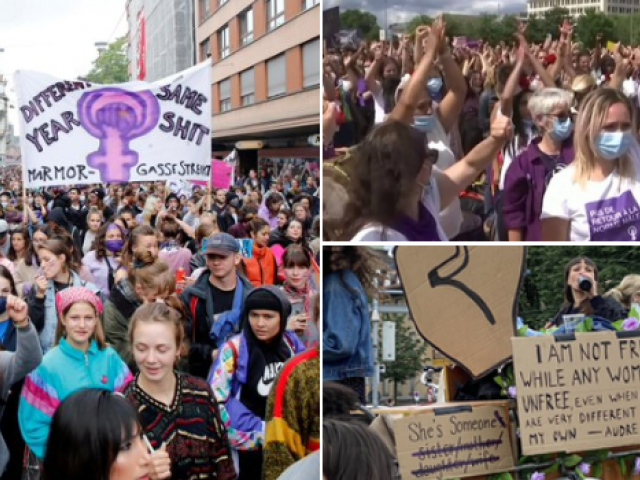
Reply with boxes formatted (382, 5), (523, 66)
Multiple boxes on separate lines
(0, 165), (320, 480)
(323, 16), (640, 242)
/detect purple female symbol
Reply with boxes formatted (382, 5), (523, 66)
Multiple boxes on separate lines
(77, 88), (160, 183)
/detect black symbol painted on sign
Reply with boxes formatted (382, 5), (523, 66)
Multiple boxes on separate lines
(427, 246), (496, 325)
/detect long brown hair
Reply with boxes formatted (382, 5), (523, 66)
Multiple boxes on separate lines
(563, 256), (598, 315)
(120, 225), (157, 274)
(55, 300), (107, 349)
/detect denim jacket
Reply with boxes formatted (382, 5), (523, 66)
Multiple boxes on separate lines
(323, 270), (374, 381)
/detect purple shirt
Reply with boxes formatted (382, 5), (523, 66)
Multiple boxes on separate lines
(503, 136), (575, 241)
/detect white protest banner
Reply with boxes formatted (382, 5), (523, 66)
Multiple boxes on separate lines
(394, 402), (514, 479)
(15, 60), (212, 187)
(513, 332), (640, 455)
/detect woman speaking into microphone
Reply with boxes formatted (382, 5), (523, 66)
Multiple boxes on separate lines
(547, 256), (628, 328)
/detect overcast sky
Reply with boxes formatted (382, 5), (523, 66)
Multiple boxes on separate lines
(0, 0), (128, 134)
(324, 0), (526, 27)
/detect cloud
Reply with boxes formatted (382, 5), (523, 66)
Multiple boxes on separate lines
(0, 0), (127, 133)
(324, 0), (526, 27)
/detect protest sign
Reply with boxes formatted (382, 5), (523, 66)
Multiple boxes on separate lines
(513, 332), (640, 455)
(15, 60), (212, 187)
(211, 160), (234, 189)
(394, 402), (514, 479)
(395, 246), (526, 378)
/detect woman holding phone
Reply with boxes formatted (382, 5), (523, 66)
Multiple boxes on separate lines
(281, 246), (318, 348)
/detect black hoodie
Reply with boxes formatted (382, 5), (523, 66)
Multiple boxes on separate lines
(240, 286), (292, 420)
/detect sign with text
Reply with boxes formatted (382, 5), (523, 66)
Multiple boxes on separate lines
(15, 61), (212, 188)
(513, 332), (640, 455)
(394, 403), (514, 479)
(395, 246), (526, 378)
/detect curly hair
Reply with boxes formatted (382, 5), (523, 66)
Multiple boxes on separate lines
(338, 120), (427, 240)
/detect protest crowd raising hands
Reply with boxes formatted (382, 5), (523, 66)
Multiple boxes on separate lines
(0, 169), (320, 480)
(323, 15), (640, 242)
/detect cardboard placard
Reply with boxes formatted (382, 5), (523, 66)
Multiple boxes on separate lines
(395, 246), (526, 378)
(394, 402), (514, 479)
(211, 160), (234, 189)
(513, 332), (640, 455)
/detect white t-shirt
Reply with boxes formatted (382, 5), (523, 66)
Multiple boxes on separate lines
(541, 143), (640, 241)
(351, 175), (448, 241)
(428, 117), (463, 239)
(372, 82), (387, 124)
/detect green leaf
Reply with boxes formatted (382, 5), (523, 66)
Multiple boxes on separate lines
(585, 317), (593, 331)
(565, 454), (583, 467)
(575, 466), (586, 480)
(630, 304), (640, 320)
(494, 376), (504, 387)
(591, 449), (611, 461)
(543, 462), (559, 474)
(619, 457), (627, 477)
(613, 319), (624, 330)
(592, 462), (603, 478)
(519, 456), (533, 465)
(518, 325), (529, 337)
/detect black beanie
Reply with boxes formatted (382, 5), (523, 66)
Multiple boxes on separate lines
(244, 289), (282, 314)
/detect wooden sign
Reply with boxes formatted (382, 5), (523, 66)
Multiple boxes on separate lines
(396, 246), (526, 378)
(394, 402), (515, 479)
(513, 332), (640, 455)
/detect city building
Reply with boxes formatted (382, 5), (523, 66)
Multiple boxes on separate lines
(527, 0), (640, 16)
(0, 76), (8, 166)
(126, 0), (195, 82)
(196, 0), (320, 172)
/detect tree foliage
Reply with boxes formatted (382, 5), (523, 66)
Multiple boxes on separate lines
(398, 10), (637, 48)
(519, 246), (640, 329)
(379, 313), (428, 401)
(340, 9), (381, 41)
(86, 36), (129, 84)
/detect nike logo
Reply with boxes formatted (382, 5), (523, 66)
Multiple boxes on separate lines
(257, 362), (284, 397)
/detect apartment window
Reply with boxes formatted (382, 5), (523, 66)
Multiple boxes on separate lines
(240, 8), (254, 45)
(219, 25), (230, 59)
(302, 39), (320, 87)
(267, 55), (286, 98)
(303, 0), (319, 10)
(200, 0), (209, 20)
(241, 68), (255, 106)
(267, 0), (285, 31)
(200, 38), (211, 61)
(219, 79), (231, 112)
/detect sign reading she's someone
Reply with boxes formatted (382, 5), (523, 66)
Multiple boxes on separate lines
(513, 332), (640, 455)
(394, 403), (514, 479)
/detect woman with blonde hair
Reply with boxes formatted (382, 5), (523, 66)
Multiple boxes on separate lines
(605, 274), (640, 309)
(542, 88), (640, 241)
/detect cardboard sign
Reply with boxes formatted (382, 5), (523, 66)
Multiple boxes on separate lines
(15, 61), (212, 187)
(513, 332), (640, 455)
(394, 402), (514, 479)
(395, 246), (526, 378)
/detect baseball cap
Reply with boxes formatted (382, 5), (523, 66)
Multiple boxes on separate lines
(205, 232), (240, 257)
(90, 188), (105, 200)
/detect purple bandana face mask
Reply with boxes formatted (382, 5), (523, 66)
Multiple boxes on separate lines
(105, 239), (125, 253)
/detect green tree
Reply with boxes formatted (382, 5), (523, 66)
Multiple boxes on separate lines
(405, 15), (432, 36)
(519, 246), (640, 329)
(575, 9), (615, 48)
(524, 17), (549, 45)
(86, 36), (129, 84)
(541, 7), (571, 39)
(340, 9), (380, 41)
(379, 314), (428, 402)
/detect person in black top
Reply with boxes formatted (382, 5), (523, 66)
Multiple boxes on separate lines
(180, 232), (253, 379)
(548, 256), (628, 327)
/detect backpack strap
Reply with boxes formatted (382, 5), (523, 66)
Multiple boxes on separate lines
(190, 297), (198, 343)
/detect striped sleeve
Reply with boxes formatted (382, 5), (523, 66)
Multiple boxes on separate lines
(19, 369), (60, 459)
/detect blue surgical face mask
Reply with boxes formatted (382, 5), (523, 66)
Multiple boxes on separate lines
(595, 131), (633, 161)
(427, 77), (443, 94)
(413, 115), (436, 132)
(550, 117), (573, 141)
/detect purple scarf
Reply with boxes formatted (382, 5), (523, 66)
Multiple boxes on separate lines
(391, 203), (441, 241)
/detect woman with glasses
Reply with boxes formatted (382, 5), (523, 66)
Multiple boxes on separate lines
(542, 88), (640, 241)
(502, 87), (575, 241)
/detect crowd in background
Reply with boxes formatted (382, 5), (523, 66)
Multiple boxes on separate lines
(323, 16), (640, 242)
(0, 163), (320, 480)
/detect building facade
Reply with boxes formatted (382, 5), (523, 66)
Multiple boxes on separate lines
(196, 0), (320, 170)
(126, 0), (195, 82)
(527, 0), (640, 16)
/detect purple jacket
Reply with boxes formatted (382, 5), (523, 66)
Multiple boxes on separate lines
(503, 137), (575, 241)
